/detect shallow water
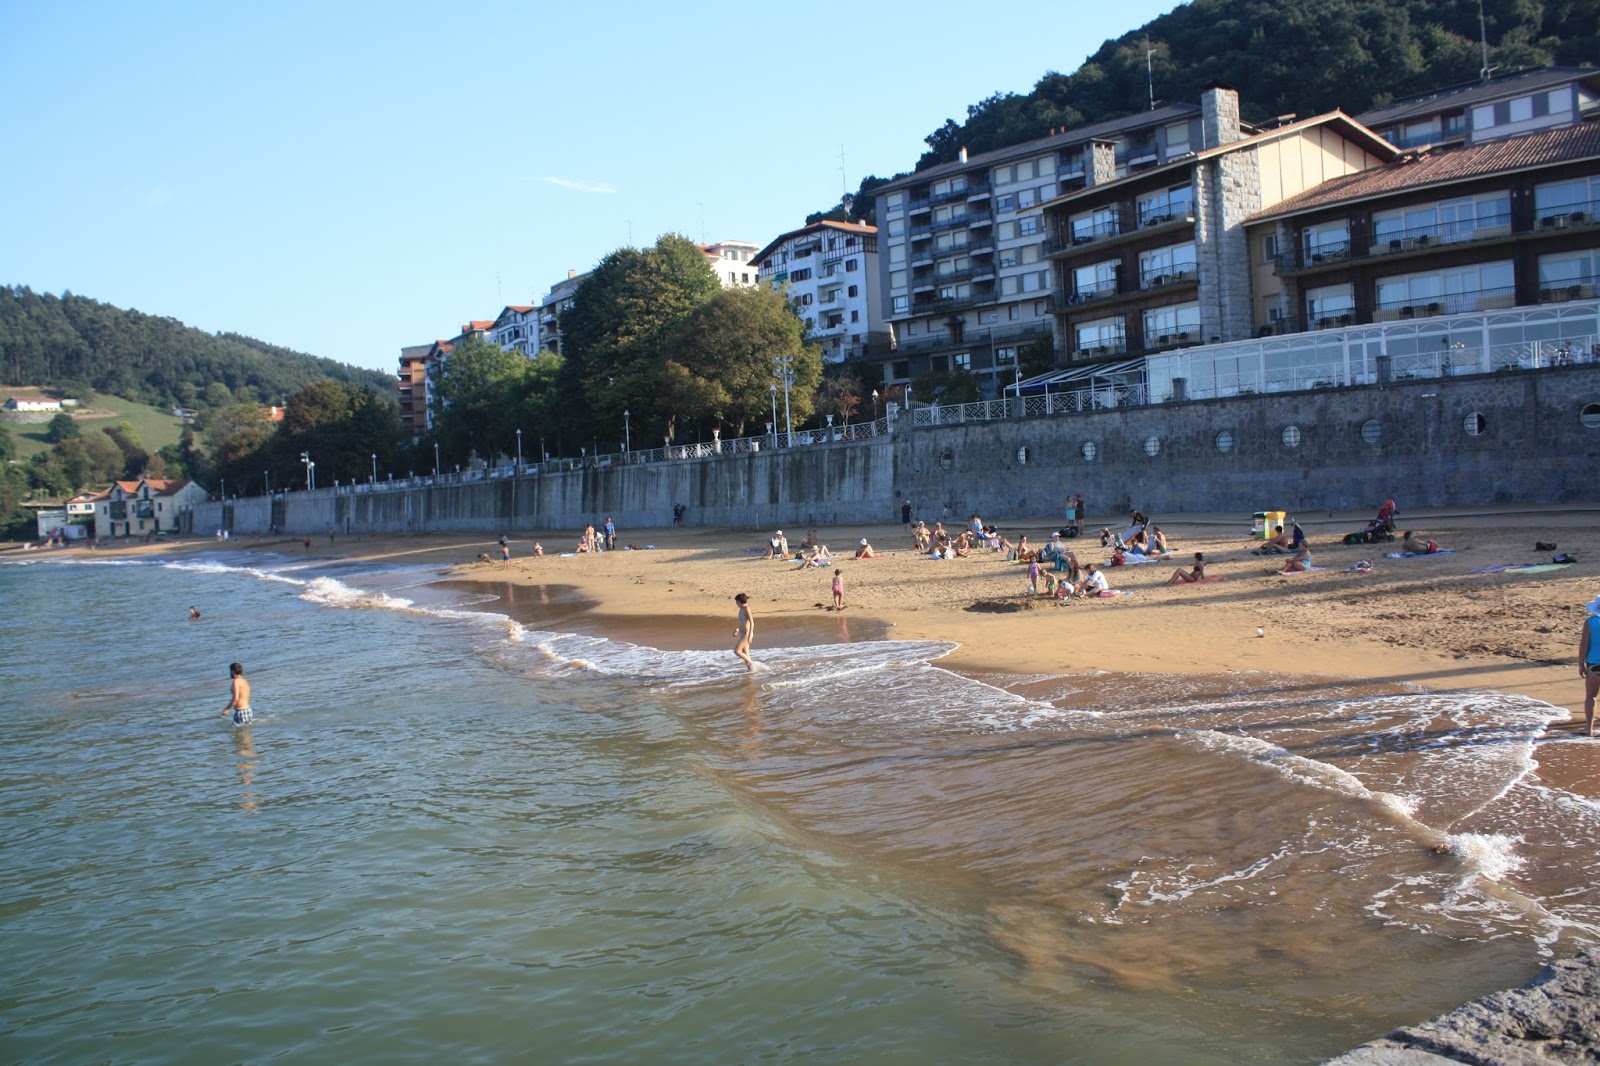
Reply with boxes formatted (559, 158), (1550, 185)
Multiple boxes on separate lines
(1, 552), (1596, 1063)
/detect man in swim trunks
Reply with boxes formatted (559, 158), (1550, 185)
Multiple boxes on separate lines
(223, 662), (252, 724)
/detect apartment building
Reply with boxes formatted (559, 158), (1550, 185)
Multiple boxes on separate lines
(489, 305), (539, 357)
(703, 240), (762, 289)
(1247, 121), (1600, 336)
(752, 220), (886, 364)
(536, 270), (588, 354)
(872, 102), (1209, 398)
(397, 344), (430, 436)
(1358, 66), (1600, 151)
(1039, 88), (1396, 368)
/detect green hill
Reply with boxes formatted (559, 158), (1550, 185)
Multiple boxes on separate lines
(2, 389), (182, 464)
(0, 286), (394, 412)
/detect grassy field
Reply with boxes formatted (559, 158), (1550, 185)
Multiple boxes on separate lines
(3, 388), (183, 462)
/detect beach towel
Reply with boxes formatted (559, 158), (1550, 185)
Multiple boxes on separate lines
(1276, 566), (1325, 575)
(1095, 589), (1129, 598)
(1384, 550), (1456, 559)
(1118, 553), (1163, 565)
(1171, 576), (1227, 587)
(1469, 561), (1573, 574)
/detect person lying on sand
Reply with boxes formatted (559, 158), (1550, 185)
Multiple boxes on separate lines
(1401, 530), (1442, 555)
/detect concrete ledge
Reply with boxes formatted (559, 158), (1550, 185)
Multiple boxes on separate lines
(1327, 947), (1600, 1065)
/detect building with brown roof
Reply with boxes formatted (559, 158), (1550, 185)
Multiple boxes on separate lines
(753, 220), (885, 364)
(397, 343), (431, 437)
(1039, 90), (1397, 370)
(1247, 121), (1600, 335)
(489, 305), (539, 358)
(92, 477), (208, 540)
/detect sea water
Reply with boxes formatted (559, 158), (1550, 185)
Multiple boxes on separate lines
(2, 553), (1597, 1064)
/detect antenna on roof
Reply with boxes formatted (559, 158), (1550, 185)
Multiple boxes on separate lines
(496, 271), (502, 305)
(698, 202), (706, 244)
(1146, 42), (1156, 111)
(840, 144), (848, 203)
(1478, 0), (1497, 82)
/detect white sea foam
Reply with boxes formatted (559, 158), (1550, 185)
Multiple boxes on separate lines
(1185, 728), (1423, 823)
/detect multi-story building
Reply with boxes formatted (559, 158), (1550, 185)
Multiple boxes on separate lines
(1039, 88), (1396, 369)
(397, 344), (430, 436)
(702, 239), (761, 289)
(536, 271), (588, 354)
(752, 220), (887, 364)
(872, 101), (1212, 398)
(489, 305), (539, 357)
(1246, 120), (1600, 338)
(1357, 66), (1600, 152)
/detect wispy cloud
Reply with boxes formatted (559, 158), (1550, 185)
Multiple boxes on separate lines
(543, 176), (616, 194)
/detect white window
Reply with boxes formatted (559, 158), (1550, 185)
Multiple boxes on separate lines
(1306, 283), (1355, 322)
(890, 269), (907, 290)
(995, 346), (1016, 364)
(996, 194), (1015, 211)
(886, 192), (904, 211)
(1017, 188), (1036, 209)
(1537, 250), (1600, 293)
(1074, 260), (1117, 297)
(1261, 232), (1279, 262)
(1075, 316), (1125, 353)
(1165, 121), (1191, 155)
(953, 352), (972, 371)
(1534, 177), (1600, 222)
(1301, 220), (1350, 259)
(893, 295), (909, 313)
(1020, 244), (1040, 265)
(1141, 303), (1201, 342)
(1018, 216), (1040, 236)
(994, 165), (1013, 185)
(889, 244), (906, 264)
(1375, 260), (1514, 313)
(1070, 206), (1118, 242)
(999, 250), (1018, 268)
(998, 221), (1017, 240)
(1037, 155), (1055, 176)
(1136, 184), (1193, 225)
(888, 219), (905, 237)
(1139, 242), (1197, 285)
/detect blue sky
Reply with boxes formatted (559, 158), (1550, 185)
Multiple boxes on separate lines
(2, 0), (1181, 374)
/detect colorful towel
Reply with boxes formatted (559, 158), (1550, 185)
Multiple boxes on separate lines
(1468, 561), (1573, 574)
(1277, 566), (1325, 575)
(1384, 550), (1456, 559)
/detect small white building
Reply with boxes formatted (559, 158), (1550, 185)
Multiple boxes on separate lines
(703, 239), (761, 290)
(4, 397), (62, 412)
(535, 270), (589, 354)
(93, 478), (209, 540)
(753, 220), (886, 363)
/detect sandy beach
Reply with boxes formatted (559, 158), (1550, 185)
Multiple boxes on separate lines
(39, 503), (1597, 744)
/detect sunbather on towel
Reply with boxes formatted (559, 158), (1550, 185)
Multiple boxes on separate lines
(1279, 545), (1314, 573)
(1167, 551), (1207, 585)
(1400, 530), (1442, 555)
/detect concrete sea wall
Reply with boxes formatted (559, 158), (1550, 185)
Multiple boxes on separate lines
(194, 364), (1600, 537)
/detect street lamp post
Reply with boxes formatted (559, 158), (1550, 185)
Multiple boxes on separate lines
(773, 355), (793, 446)
(264, 470), (269, 497)
(769, 385), (778, 443)
(872, 389), (879, 421)
(623, 410), (631, 454)
(371, 453), (377, 486)
(433, 442), (440, 479)
(516, 428), (523, 472)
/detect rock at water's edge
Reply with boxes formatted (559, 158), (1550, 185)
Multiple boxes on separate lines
(1326, 946), (1600, 1065)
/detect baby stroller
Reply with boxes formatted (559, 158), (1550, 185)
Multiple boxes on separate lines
(1343, 499), (1398, 545)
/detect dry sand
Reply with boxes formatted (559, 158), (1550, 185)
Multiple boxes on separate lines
(26, 504), (1598, 790)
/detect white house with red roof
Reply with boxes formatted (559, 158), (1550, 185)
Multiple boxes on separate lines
(490, 305), (539, 357)
(753, 220), (885, 364)
(92, 477), (209, 540)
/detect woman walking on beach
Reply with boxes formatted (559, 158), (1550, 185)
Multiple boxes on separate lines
(733, 592), (755, 672)
(1580, 594), (1600, 736)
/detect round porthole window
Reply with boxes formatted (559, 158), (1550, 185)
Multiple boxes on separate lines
(1215, 430), (1234, 453)
(1463, 412), (1487, 436)
(1082, 441), (1098, 461)
(1361, 419), (1382, 444)
(1582, 402), (1600, 429)
(1143, 435), (1161, 457)
(1017, 446), (1029, 465)
(1282, 425), (1302, 448)
(939, 450), (955, 470)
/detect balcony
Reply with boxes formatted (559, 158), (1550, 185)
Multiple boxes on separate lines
(1140, 268), (1197, 290)
(929, 212), (975, 233)
(1049, 286), (1119, 312)
(1537, 279), (1598, 303)
(932, 182), (987, 204)
(911, 292), (986, 314)
(1370, 284), (1518, 322)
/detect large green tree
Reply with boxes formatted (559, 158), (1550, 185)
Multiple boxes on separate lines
(557, 234), (722, 450)
(664, 287), (821, 438)
(430, 336), (542, 465)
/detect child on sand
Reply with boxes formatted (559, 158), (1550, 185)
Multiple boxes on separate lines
(832, 569), (845, 611)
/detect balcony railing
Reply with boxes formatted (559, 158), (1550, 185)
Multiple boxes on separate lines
(1371, 285), (1518, 321)
(1140, 268), (1197, 290)
(929, 212), (976, 232)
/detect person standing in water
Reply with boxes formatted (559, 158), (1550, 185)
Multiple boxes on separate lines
(1580, 594), (1600, 737)
(223, 662), (252, 725)
(733, 593), (755, 671)
(832, 569), (845, 611)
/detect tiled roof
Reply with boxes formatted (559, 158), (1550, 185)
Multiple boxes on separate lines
(1357, 67), (1600, 129)
(1252, 121), (1600, 222)
(751, 219), (879, 268)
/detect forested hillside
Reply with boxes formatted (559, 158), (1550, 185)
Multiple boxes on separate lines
(917, 0), (1599, 170)
(0, 286), (394, 410)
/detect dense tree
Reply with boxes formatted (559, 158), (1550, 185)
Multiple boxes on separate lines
(0, 421), (15, 462)
(275, 379), (406, 486)
(103, 421), (150, 479)
(911, 369), (982, 406)
(663, 287), (821, 438)
(430, 336), (540, 464)
(44, 412), (80, 442)
(0, 286), (393, 411)
(815, 370), (867, 426)
(557, 234), (723, 450)
(910, 0), (1597, 171)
